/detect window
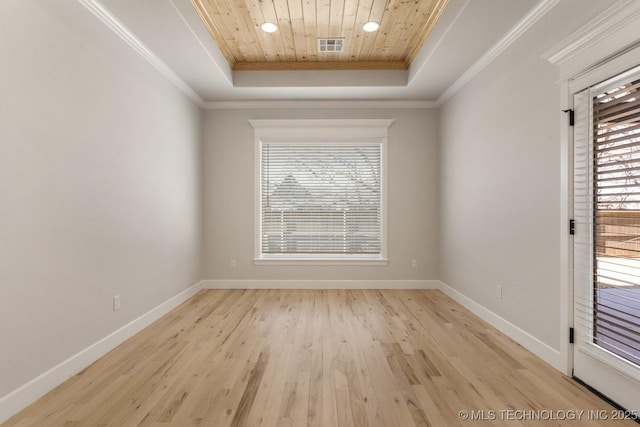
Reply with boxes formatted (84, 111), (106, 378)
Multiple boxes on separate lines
(250, 120), (392, 264)
(590, 74), (640, 366)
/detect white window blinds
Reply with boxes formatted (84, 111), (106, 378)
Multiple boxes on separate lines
(260, 143), (382, 256)
(591, 75), (640, 366)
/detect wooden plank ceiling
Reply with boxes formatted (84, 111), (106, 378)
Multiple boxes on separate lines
(191, 0), (449, 71)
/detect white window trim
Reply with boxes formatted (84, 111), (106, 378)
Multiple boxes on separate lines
(250, 119), (393, 265)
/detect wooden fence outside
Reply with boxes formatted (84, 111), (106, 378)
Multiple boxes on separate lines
(596, 210), (640, 257)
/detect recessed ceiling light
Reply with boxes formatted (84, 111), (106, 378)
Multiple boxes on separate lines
(261, 22), (278, 33)
(362, 21), (380, 32)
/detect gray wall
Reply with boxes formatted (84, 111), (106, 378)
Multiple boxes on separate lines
(203, 108), (439, 281)
(438, 0), (615, 351)
(0, 1), (203, 397)
(1, 0), (624, 410)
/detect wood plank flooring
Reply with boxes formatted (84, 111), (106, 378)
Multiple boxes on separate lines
(3, 289), (637, 427)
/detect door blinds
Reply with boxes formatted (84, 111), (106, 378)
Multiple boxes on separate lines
(260, 143), (381, 256)
(591, 76), (640, 366)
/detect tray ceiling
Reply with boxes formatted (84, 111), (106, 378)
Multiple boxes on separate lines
(191, 0), (450, 71)
(93, 0), (546, 101)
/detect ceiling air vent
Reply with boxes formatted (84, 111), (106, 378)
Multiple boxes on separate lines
(317, 38), (345, 53)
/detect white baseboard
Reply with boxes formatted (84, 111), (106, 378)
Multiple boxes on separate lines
(1, 278), (566, 423)
(0, 281), (205, 424)
(202, 279), (441, 289)
(437, 280), (564, 371)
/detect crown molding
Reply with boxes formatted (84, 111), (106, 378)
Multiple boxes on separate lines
(75, 0), (432, 108)
(436, 0), (561, 106)
(202, 99), (438, 110)
(77, 0), (562, 110)
(77, 0), (205, 107)
(542, 0), (640, 65)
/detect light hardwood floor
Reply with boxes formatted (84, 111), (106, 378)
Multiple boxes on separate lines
(3, 289), (637, 427)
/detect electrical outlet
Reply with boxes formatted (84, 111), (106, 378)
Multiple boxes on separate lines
(497, 286), (503, 300)
(230, 259), (237, 269)
(411, 259), (418, 269)
(113, 295), (121, 311)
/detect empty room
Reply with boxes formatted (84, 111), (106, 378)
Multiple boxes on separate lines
(1, 0), (640, 425)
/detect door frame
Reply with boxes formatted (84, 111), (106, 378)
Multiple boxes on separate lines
(564, 45), (640, 372)
(545, 2), (640, 377)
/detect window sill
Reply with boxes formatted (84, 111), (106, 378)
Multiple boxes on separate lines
(253, 257), (389, 266)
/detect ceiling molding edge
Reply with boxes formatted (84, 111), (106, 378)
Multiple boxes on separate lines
(541, 0), (640, 65)
(167, 0), (233, 84)
(77, 0), (205, 107)
(436, 0), (561, 107)
(409, 0), (472, 84)
(202, 100), (438, 110)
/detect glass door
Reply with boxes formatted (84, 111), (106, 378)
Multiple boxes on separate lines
(573, 66), (640, 412)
